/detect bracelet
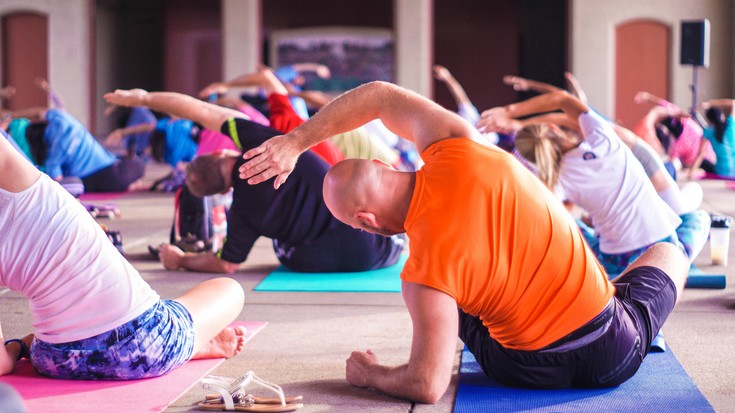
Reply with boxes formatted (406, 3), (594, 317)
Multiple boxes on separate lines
(4, 339), (28, 361)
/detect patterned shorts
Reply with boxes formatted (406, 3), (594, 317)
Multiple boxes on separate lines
(30, 300), (195, 380)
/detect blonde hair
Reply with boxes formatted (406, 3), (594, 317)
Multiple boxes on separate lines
(515, 124), (565, 189)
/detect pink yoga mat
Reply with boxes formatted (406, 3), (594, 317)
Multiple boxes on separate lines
(702, 172), (735, 181)
(0, 321), (267, 413)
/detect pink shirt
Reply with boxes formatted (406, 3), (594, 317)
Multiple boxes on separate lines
(237, 104), (270, 127)
(669, 118), (715, 167)
(196, 129), (239, 156)
(658, 101), (715, 167)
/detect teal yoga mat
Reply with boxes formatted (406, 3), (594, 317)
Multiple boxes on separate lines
(455, 347), (715, 413)
(254, 254), (407, 292)
(686, 265), (726, 289)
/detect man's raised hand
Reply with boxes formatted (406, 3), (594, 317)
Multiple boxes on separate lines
(239, 134), (305, 189)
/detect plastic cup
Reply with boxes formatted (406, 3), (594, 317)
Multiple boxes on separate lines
(709, 215), (732, 266)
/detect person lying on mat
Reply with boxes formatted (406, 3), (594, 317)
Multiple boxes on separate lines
(691, 99), (735, 179)
(104, 87), (405, 274)
(235, 80), (689, 402)
(0, 134), (247, 380)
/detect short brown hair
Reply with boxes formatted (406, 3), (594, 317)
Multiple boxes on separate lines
(186, 155), (227, 197)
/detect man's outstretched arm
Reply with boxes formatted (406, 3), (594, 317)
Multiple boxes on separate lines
(345, 282), (459, 404)
(239, 81), (479, 188)
(104, 89), (246, 132)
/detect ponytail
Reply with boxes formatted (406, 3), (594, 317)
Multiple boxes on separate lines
(515, 124), (563, 189)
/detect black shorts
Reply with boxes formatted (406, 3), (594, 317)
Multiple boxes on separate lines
(459, 265), (677, 388)
(82, 157), (145, 192)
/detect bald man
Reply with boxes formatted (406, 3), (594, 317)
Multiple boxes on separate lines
(237, 81), (688, 402)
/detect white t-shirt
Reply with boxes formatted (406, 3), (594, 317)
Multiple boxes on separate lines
(559, 111), (681, 254)
(0, 175), (159, 343)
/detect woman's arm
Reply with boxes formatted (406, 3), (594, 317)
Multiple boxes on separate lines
(478, 91), (587, 135)
(518, 112), (581, 132)
(700, 99), (735, 115)
(199, 68), (290, 99)
(0, 325), (17, 376)
(502, 90), (589, 119)
(503, 75), (563, 95)
(0, 325), (32, 376)
(105, 123), (156, 146)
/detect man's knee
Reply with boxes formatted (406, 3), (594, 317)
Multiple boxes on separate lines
(640, 242), (687, 291)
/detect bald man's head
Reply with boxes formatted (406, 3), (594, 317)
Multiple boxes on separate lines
(323, 159), (407, 236)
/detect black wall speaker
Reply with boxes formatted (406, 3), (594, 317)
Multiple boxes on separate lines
(680, 20), (710, 67)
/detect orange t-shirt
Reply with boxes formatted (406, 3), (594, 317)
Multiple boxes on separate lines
(401, 138), (614, 351)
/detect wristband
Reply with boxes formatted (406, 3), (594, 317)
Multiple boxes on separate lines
(4, 339), (28, 361)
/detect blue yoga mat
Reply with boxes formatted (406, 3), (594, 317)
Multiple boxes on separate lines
(455, 348), (715, 413)
(254, 254), (407, 292)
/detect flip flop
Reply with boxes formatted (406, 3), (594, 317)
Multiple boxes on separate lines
(205, 394), (304, 404)
(197, 372), (303, 412)
(197, 400), (303, 412)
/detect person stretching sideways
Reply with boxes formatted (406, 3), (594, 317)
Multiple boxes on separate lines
(0, 134), (246, 380)
(235, 81), (689, 402)
(104, 88), (404, 274)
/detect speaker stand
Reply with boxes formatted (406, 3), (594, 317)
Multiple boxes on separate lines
(689, 65), (699, 117)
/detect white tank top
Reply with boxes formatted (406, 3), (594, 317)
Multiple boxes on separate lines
(0, 175), (159, 343)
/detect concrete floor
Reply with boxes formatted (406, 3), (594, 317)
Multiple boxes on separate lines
(2, 165), (734, 413)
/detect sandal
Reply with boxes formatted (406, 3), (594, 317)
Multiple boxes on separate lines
(197, 372), (303, 412)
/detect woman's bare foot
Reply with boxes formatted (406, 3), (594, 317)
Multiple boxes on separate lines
(193, 326), (247, 359)
(126, 179), (152, 192)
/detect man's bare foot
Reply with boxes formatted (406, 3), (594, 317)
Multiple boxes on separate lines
(193, 326), (247, 359)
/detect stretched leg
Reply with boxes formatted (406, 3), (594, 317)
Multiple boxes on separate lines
(174, 277), (246, 359)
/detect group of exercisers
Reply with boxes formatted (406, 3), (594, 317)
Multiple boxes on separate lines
(0, 60), (728, 406)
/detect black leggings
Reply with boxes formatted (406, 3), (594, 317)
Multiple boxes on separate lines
(273, 223), (405, 272)
(82, 157), (145, 192)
